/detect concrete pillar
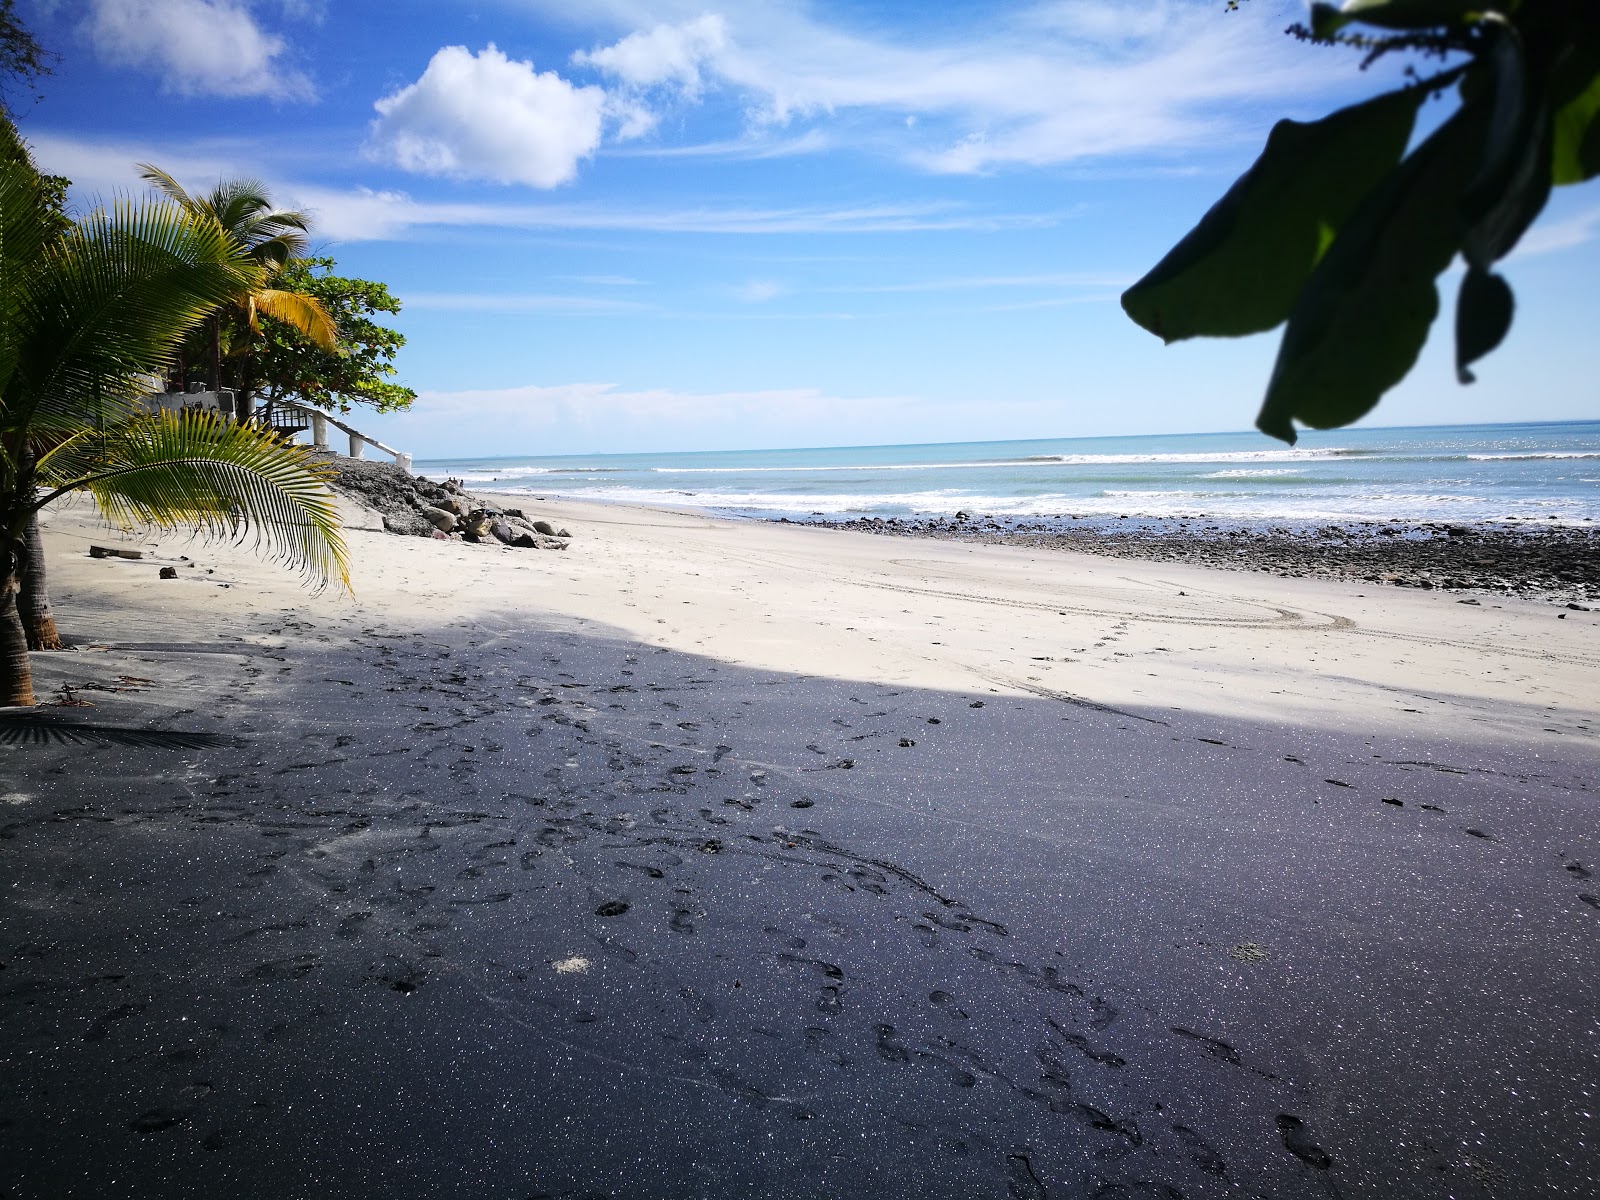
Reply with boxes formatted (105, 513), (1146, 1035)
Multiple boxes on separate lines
(395, 452), (413, 474)
(312, 413), (329, 451)
(348, 432), (365, 459)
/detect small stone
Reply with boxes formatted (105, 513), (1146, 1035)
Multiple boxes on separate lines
(158, 566), (179, 580)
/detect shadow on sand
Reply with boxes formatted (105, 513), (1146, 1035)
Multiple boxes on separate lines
(1, 609), (1595, 1198)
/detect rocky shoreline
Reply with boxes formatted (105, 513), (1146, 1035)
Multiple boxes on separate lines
(317, 454), (572, 550)
(787, 512), (1600, 607)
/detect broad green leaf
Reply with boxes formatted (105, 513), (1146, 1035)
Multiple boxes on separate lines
(1256, 91), (1492, 442)
(1551, 50), (1600, 185)
(1454, 268), (1513, 383)
(1310, 0), (1484, 38)
(1121, 86), (1423, 343)
(1460, 21), (1552, 268)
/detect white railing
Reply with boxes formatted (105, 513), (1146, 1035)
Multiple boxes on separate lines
(275, 401), (412, 474)
(139, 389), (413, 474)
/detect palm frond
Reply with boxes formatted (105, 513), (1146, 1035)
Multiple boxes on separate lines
(15, 199), (259, 431)
(245, 229), (310, 270)
(206, 178), (273, 232)
(251, 287), (338, 348)
(43, 411), (350, 592)
(0, 156), (55, 415)
(134, 163), (193, 208)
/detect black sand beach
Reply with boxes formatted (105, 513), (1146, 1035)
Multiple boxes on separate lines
(4, 560), (1598, 1197)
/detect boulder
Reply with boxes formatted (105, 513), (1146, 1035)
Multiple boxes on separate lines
(490, 521), (517, 546)
(532, 519), (558, 536)
(423, 506), (457, 532)
(463, 510), (493, 539)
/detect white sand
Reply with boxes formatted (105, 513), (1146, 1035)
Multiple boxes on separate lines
(35, 492), (1599, 746)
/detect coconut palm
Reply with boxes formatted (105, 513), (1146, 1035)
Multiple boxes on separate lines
(136, 164), (337, 403)
(1, 139), (348, 707)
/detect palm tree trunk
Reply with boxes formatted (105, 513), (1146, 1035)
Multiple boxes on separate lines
(20, 512), (62, 651)
(210, 312), (224, 406)
(0, 573), (33, 708)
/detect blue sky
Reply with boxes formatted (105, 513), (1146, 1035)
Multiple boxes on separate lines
(16, 0), (1600, 457)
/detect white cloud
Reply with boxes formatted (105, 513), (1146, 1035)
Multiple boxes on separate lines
(551, 1), (1358, 172)
(830, 271), (1130, 294)
(1511, 205), (1600, 259)
(377, 381), (924, 453)
(368, 45), (607, 188)
(366, 378), (1069, 456)
(278, 184), (1057, 241)
(26, 132), (1060, 241)
(81, 0), (314, 101)
(403, 292), (649, 315)
(573, 13), (727, 97)
(736, 279), (784, 303)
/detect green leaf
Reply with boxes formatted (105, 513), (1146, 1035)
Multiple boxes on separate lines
(1256, 90), (1492, 442)
(1550, 50), (1600, 185)
(1460, 21), (1552, 269)
(1310, 0), (1483, 38)
(1454, 268), (1513, 383)
(43, 411), (349, 593)
(1121, 86), (1424, 343)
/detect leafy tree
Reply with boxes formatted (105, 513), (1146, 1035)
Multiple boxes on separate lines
(0, 0), (55, 113)
(233, 256), (416, 416)
(1122, 1), (1600, 442)
(137, 165), (337, 399)
(1, 131), (349, 706)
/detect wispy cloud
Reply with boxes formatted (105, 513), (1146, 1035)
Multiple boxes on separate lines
(1511, 205), (1600, 259)
(603, 129), (831, 160)
(79, 0), (315, 101)
(27, 133), (1057, 242)
(556, 274), (649, 286)
(404, 292), (650, 314)
(551, 0), (1352, 173)
(829, 271), (1130, 294)
(736, 279), (785, 303)
(370, 378), (1069, 456)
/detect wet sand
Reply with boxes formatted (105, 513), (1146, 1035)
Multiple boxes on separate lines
(3, 495), (1598, 1198)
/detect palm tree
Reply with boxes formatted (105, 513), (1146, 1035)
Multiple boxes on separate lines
(136, 164), (337, 408)
(2, 138), (348, 707)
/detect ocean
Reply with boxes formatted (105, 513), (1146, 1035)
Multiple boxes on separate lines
(416, 420), (1600, 528)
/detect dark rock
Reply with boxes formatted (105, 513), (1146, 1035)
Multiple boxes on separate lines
(532, 519), (558, 536)
(158, 566), (178, 580)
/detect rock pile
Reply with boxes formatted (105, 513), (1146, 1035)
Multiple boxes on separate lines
(316, 455), (572, 551)
(799, 511), (1600, 607)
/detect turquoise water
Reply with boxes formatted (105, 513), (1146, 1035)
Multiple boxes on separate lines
(418, 421), (1600, 526)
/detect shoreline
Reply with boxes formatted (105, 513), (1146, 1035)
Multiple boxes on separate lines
(324, 457), (1600, 608)
(778, 511), (1600, 607)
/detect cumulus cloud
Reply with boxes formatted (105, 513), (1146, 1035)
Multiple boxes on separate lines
(368, 45), (607, 188)
(573, 13), (727, 97)
(81, 0), (314, 100)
